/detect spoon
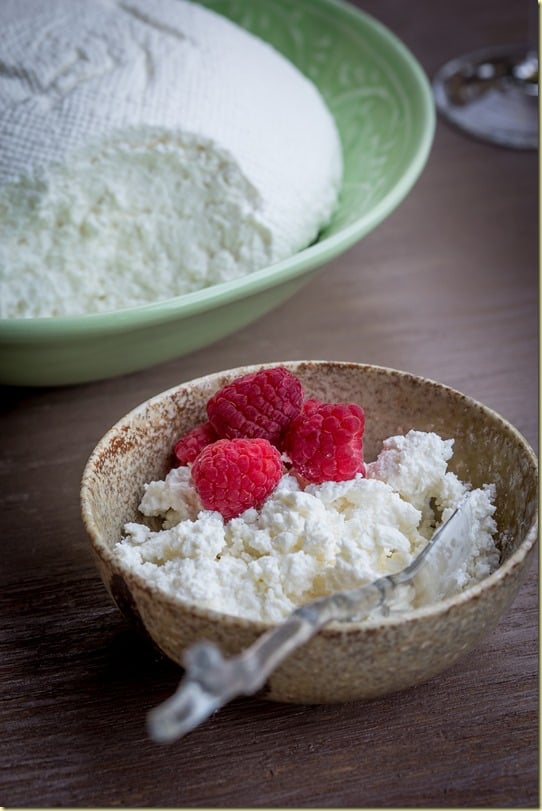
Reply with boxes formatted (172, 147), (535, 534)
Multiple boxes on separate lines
(147, 492), (476, 743)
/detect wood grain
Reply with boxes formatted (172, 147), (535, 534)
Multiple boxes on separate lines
(1, 0), (538, 806)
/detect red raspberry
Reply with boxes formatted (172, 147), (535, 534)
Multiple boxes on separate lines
(283, 402), (365, 484)
(298, 397), (324, 418)
(206, 366), (304, 445)
(172, 421), (218, 466)
(191, 438), (283, 521)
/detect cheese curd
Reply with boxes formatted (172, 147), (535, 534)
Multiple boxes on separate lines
(0, 0), (342, 317)
(116, 431), (500, 623)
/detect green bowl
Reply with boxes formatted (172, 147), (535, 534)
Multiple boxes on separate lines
(0, 0), (435, 386)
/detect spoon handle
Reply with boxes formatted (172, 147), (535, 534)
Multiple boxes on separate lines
(147, 496), (470, 743)
(147, 580), (386, 743)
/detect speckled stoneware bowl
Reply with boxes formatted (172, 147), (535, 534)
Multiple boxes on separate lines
(81, 361), (538, 704)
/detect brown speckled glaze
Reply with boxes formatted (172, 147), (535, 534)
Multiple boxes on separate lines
(80, 361), (538, 704)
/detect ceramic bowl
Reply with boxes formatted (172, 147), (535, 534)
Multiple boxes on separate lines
(81, 361), (538, 704)
(0, 0), (434, 386)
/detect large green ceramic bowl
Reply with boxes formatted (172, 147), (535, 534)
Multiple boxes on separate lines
(0, 0), (435, 386)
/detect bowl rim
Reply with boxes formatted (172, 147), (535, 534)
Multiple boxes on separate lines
(80, 360), (538, 636)
(1, 0), (435, 337)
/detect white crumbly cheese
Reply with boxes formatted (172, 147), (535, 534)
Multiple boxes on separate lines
(116, 431), (500, 623)
(0, 0), (342, 318)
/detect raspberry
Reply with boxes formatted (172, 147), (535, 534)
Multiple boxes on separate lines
(283, 401), (365, 484)
(191, 438), (283, 520)
(206, 366), (303, 445)
(297, 397), (323, 418)
(172, 421), (218, 466)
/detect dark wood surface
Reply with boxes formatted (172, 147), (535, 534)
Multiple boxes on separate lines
(1, 0), (538, 807)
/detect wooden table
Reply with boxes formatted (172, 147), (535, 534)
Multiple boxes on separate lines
(1, 0), (537, 806)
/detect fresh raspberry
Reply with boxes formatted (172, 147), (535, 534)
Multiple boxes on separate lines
(172, 421), (218, 466)
(298, 397), (324, 418)
(191, 438), (283, 520)
(206, 367), (303, 445)
(283, 402), (365, 484)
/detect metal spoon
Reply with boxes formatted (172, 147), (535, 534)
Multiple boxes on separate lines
(147, 493), (476, 743)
